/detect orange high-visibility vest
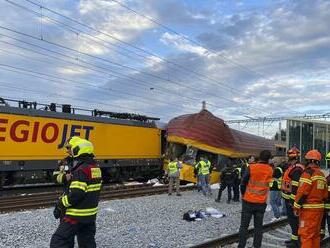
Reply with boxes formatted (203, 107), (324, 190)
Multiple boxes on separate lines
(281, 163), (304, 200)
(243, 163), (273, 204)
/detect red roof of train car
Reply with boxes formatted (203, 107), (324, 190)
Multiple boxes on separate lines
(166, 109), (276, 157)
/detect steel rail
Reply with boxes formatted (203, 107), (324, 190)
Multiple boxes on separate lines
(0, 185), (194, 213)
(188, 218), (288, 248)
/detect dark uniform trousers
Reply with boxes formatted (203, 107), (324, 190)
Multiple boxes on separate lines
(217, 182), (233, 202)
(238, 200), (266, 248)
(233, 180), (240, 201)
(50, 220), (96, 248)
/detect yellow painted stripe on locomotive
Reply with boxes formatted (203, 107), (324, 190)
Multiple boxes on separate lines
(0, 113), (161, 160)
(167, 135), (251, 158)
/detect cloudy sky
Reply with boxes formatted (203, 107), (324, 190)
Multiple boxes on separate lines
(0, 0), (329, 137)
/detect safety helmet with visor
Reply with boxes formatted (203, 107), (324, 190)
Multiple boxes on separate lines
(65, 136), (94, 158)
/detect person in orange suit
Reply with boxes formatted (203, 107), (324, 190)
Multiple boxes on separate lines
(281, 146), (304, 247)
(293, 149), (328, 248)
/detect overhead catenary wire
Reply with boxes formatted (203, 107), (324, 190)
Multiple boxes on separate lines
(0, 25), (268, 116)
(0, 34), (234, 113)
(0, 62), (205, 114)
(0, 83), (167, 118)
(13, 0), (280, 116)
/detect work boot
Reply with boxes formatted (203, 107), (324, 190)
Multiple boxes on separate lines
(215, 199), (220, 203)
(168, 193), (172, 196)
(176, 193), (182, 196)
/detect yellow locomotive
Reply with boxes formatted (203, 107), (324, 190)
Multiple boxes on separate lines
(0, 99), (163, 187)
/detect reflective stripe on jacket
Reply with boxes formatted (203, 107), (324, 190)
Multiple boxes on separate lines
(294, 165), (328, 210)
(243, 163), (273, 204)
(281, 162), (304, 201)
(62, 158), (102, 222)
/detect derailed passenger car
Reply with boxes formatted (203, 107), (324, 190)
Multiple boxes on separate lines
(165, 109), (276, 184)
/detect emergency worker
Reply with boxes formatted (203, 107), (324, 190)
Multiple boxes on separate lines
(281, 146), (304, 247)
(215, 162), (236, 203)
(167, 157), (182, 196)
(293, 149), (328, 248)
(195, 157), (212, 196)
(50, 137), (102, 248)
(321, 152), (330, 238)
(233, 162), (242, 202)
(238, 150), (273, 248)
(269, 160), (283, 220)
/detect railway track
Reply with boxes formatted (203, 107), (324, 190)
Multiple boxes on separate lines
(188, 218), (330, 248)
(0, 184), (194, 213)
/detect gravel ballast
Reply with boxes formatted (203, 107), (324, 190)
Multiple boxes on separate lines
(0, 187), (276, 248)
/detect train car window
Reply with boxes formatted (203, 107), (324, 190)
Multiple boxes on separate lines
(166, 142), (186, 160)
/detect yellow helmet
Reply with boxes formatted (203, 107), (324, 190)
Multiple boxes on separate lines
(65, 136), (94, 158)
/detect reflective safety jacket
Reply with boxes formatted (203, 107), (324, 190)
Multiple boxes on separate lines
(281, 162), (304, 202)
(168, 161), (179, 174)
(243, 163), (273, 204)
(294, 164), (328, 210)
(61, 156), (102, 222)
(196, 160), (211, 175)
(325, 175), (330, 211)
(270, 166), (283, 190)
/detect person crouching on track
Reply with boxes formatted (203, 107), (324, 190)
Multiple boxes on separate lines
(50, 136), (102, 248)
(238, 150), (273, 248)
(281, 146), (305, 247)
(293, 149), (328, 248)
(167, 157), (182, 196)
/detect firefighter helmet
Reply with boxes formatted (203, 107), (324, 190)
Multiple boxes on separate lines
(287, 146), (300, 158)
(305, 149), (321, 162)
(65, 136), (94, 158)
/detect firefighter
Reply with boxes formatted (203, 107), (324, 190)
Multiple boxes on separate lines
(281, 146), (304, 248)
(50, 137), (102, 248)
(321, 152), (330, 238)
(293, 149), (328, 248)
(238, 150), (273, 248)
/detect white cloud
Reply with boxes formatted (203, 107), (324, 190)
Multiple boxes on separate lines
(160, 32), (208, 56)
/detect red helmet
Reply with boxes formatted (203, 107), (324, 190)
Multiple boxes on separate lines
(287, 146), (300, 158)
(305, 149), (322, 162)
